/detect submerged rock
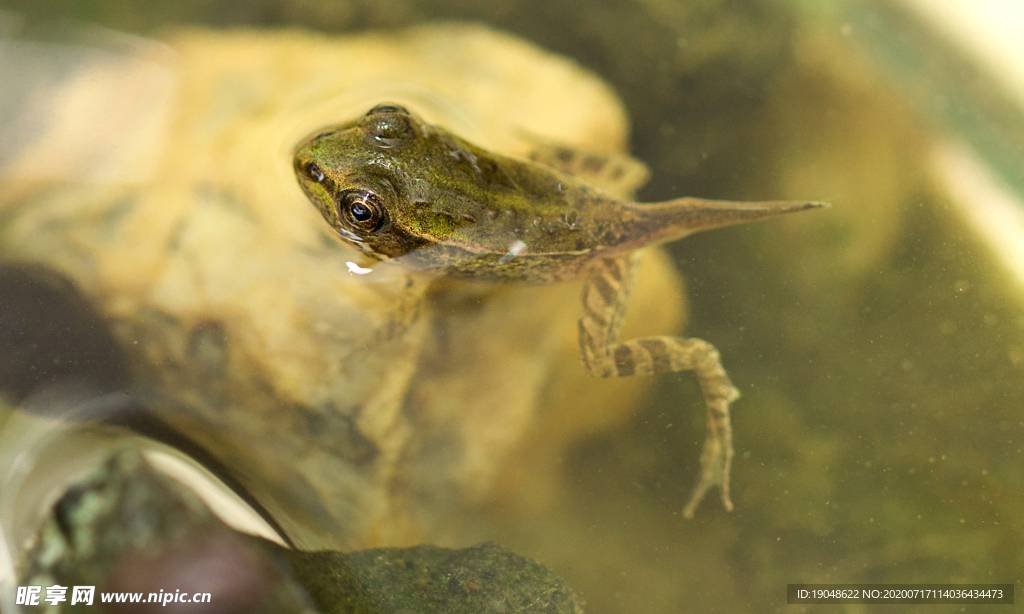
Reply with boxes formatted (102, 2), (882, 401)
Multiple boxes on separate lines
(15, 450), (583, 613)
(289, 543), (583, 614)
(17, 451), (319, 614)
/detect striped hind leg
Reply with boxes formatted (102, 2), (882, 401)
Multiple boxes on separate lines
(578, 252), (740, 518)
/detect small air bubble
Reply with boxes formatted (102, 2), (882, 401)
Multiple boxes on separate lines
(499, 240), (528, 264)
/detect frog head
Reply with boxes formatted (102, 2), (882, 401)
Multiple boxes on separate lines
(294, 104), (516, 272)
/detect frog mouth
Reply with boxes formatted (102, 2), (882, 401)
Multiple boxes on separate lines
(334, 226), (366, 244)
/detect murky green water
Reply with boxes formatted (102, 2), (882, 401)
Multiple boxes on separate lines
(2, 0), (1022, 612)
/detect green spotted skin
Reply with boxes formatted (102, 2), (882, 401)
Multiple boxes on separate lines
(294, 104), (826, 517)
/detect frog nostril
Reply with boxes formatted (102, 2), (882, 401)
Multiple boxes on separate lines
(306, 162), (325, 183)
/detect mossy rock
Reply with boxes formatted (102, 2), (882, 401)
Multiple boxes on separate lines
(0, 22), (686, 551)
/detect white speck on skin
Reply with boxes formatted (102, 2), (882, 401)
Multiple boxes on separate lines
(346, 261), (373, 275)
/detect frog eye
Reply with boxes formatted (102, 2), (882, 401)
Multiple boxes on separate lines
(338, 189), (385, 233)
(363, 105), (413, 145)
(368, 116), (413, 145)
(366, 104), (409, 115)
(306, 162), (325, 183)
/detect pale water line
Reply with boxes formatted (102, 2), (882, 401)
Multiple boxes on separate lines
(934, 140), (1024, 290)
(898, 0), (1024, 110)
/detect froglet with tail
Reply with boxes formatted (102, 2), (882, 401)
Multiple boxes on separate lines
(294, 104), (826, 517)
